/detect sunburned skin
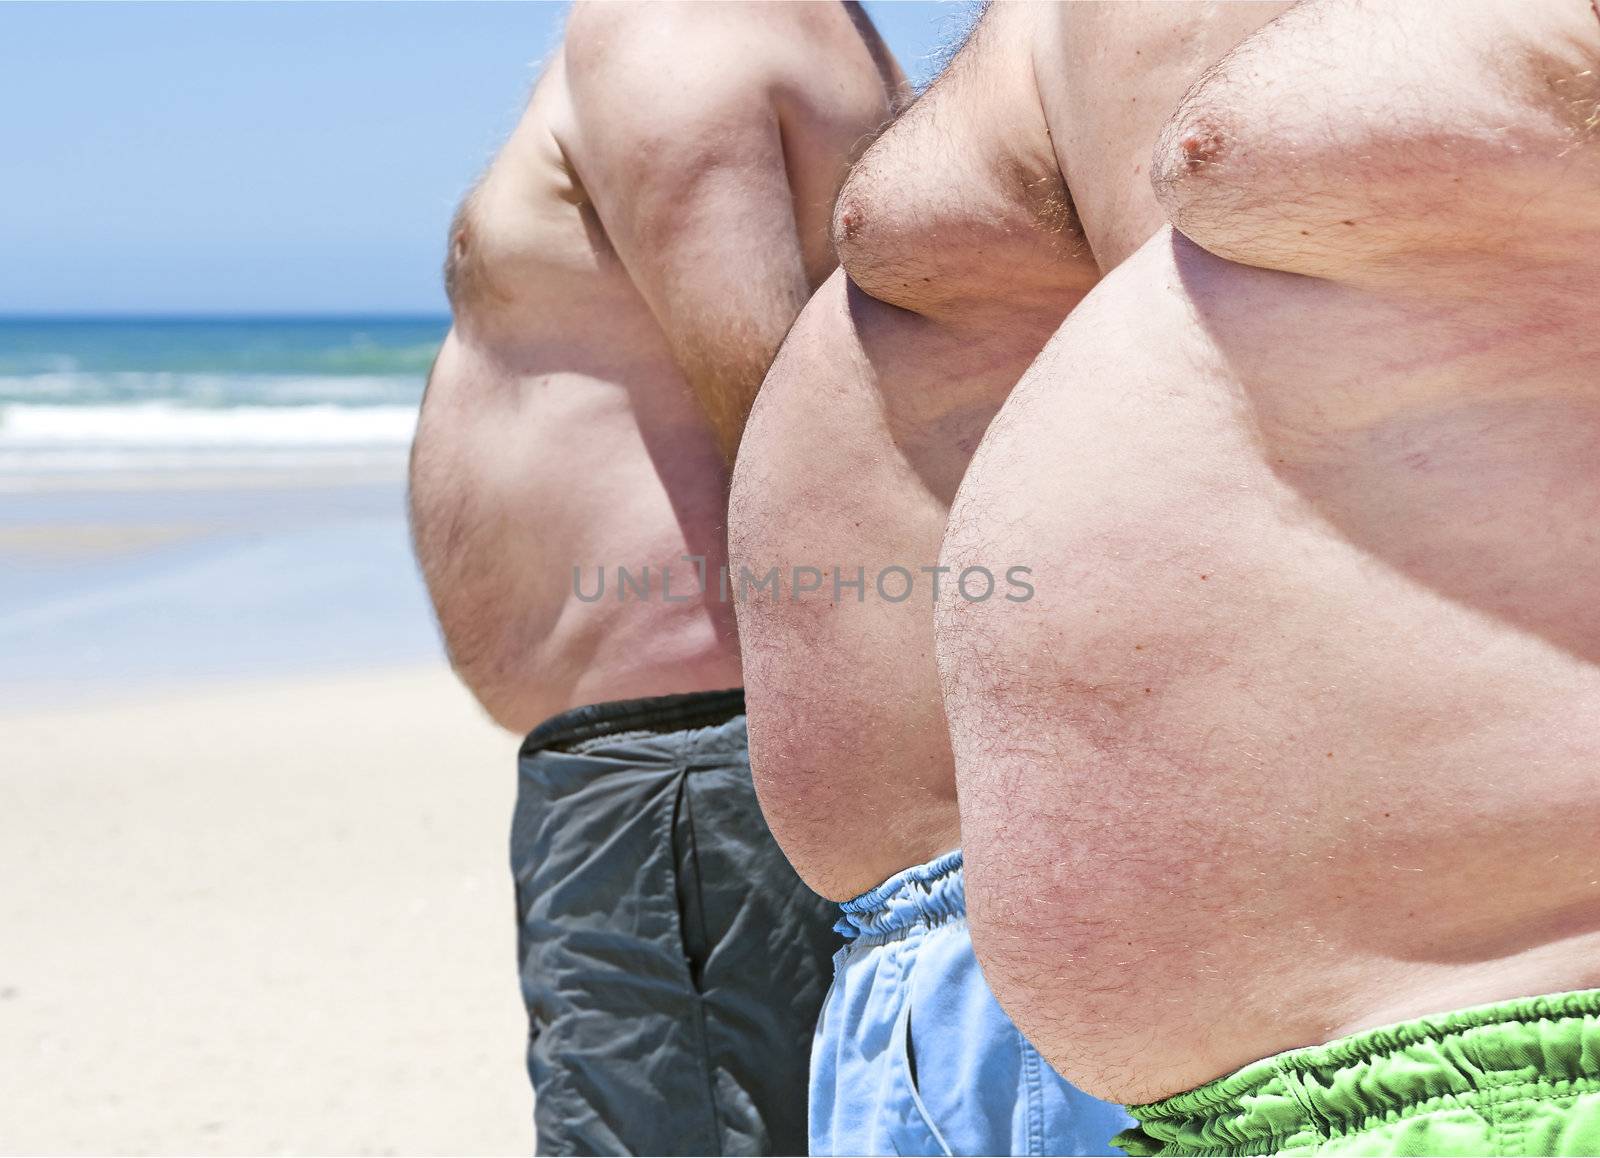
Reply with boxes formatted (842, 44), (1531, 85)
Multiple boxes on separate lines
(938, 0), (1600, 1106)
(729, 0), (1288, 903)
(408, 2), (897, 733)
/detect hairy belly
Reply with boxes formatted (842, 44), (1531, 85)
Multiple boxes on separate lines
(936, 234), (1600, 1103)
(411, 366), (739, 733)
(727, 277), (1024, 901)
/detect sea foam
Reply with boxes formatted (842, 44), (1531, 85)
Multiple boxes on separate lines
(0, 400), (418, 474)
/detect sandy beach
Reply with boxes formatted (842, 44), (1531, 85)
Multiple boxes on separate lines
(0, 467), (534, 1154)
(0, 665), (531, 1156)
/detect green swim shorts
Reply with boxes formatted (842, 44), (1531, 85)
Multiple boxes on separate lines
(1115, 990), (1600, 1156)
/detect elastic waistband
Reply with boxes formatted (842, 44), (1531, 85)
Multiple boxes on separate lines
(835, 849), (965, 943)
(1121, 989), (1600, 1156)
(524, 688), (746, 751)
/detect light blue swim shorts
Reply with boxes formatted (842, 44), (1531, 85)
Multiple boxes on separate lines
(809, 850), (1133, 1156)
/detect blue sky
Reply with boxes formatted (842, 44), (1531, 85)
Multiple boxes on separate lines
(1, 1), (965, 316)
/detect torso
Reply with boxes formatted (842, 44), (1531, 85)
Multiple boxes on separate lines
(730, 2), (1098, 900)
(412, 61), (740, 732)
(411, 9), (892, 733)
(942, 119), (1600, 1112)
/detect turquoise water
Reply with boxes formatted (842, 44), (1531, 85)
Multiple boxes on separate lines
(0, 316), (449, 473)
(0, 316), (446, 381)
(0, 316), (455, 695)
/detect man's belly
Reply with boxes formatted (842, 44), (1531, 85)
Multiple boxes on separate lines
(411, 365), (740, 734)
(936, 232), (1600, 1103)
(728, 276), (1042, 901)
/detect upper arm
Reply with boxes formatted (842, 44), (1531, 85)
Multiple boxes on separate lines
(558, 2), (819, 455)
(1150, 0), (1600, 286)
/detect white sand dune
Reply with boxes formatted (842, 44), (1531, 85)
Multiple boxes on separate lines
(0, 665), (532, 1156)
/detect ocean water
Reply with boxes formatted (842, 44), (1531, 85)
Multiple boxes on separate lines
(0, 316), (447, 475)
(0, 317), (454, 699)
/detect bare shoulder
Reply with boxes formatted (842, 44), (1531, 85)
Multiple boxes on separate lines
(560, 1), (895, 127)
(565, 0), (860, 48)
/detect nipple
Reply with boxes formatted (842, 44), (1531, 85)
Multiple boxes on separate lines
(1177, 125), (1226, 173)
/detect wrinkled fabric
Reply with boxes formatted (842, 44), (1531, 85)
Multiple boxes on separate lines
(810, 850), (1134, 1156)
(1118, 989), (1600, 1156)
(513, 690), (837, 1156)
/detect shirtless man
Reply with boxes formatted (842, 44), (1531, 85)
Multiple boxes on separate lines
(407, 4), (898, 1152)
(729, 3), (1285, 1152)
(937, 0), (1600, 1153)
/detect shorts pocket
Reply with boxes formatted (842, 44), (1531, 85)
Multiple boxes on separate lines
(891, 997), (955, 1156)
(670, 769), (711, 993)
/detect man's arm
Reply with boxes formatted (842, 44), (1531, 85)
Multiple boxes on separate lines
(559, 2), (821, 464)
(1150, 0), (1600, 286)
